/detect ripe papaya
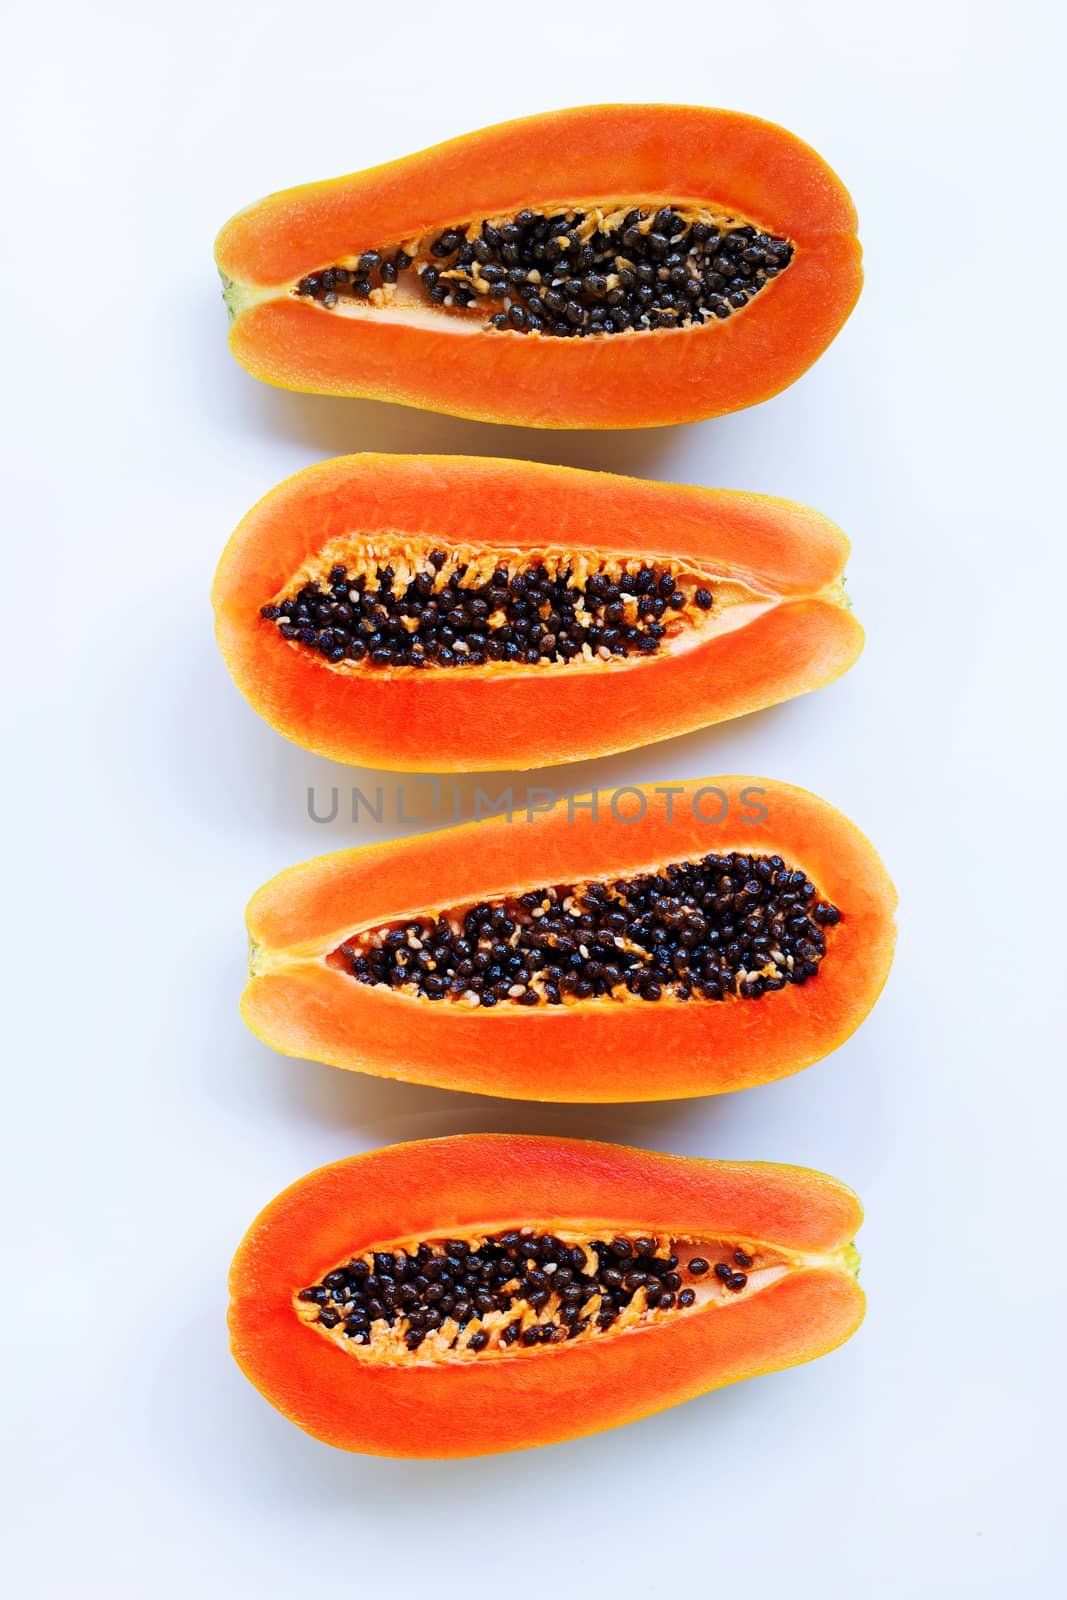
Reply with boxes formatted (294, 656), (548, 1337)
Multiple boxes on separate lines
(215, 104), (861, 428)
(212, 454), (861, 772)
(229, 1135), (865, 1457)
(242, 776), (895, 1101)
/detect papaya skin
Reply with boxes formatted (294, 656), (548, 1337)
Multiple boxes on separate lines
(211, 454), (862, 773)
(228, 1136), (865, 1458)
(241, 777), (896, 1102)
(215, 104), (861, 428)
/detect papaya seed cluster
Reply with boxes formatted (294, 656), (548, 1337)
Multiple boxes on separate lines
(299, 1229), (760, 1357)
(339, 851), (841, 1007)
(295, 204), (794, 336)
(262, 547), (713, 670)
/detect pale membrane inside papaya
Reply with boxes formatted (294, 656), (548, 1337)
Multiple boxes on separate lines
(281, 202), (794, 340)
(295, 1224), (851, 1365)
(261, 533), (777, 675)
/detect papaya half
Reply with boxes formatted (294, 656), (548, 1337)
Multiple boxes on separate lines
(242, 777), (895, 1101)
(229, 1135), (865, 1457)
(216, 104), (861, 428)
(212, 454), (861, 772)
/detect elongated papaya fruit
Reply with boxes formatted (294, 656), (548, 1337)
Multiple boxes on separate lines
(229, 1136), (864, 1457)
(216, 105), (861, 428)
(243, 777), (895, 1101)
(212, 454), (861, 772)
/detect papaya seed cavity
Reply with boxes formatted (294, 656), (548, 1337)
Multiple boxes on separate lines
(261, 539), (718, 672)
(333, 850), (841, 1008)
(297, 1227), (787, 1363)
(294, 203), (794, 338)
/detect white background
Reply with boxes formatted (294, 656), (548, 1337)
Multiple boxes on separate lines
(3, 3), (1064, 1594)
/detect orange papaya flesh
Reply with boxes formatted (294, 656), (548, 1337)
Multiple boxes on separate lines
(212, 454), (861, 772)
(228, 1136), (864, 1457)
(216, 105), (861, 427)
(242, 777), (896, 1102)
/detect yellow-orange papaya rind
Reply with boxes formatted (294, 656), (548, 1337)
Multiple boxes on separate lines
(216, 104), (862, 428)
(212, 454), (863, 773)
(241, 776), (896, 1102)
(228, 1135), (866, 1457)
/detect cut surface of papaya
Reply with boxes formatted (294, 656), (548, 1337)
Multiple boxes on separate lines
(216, 105), (861, 427)
(229, 1136), (865, 1457)
(212, 455), (861, 772)
(242, 777), (896, 1101)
